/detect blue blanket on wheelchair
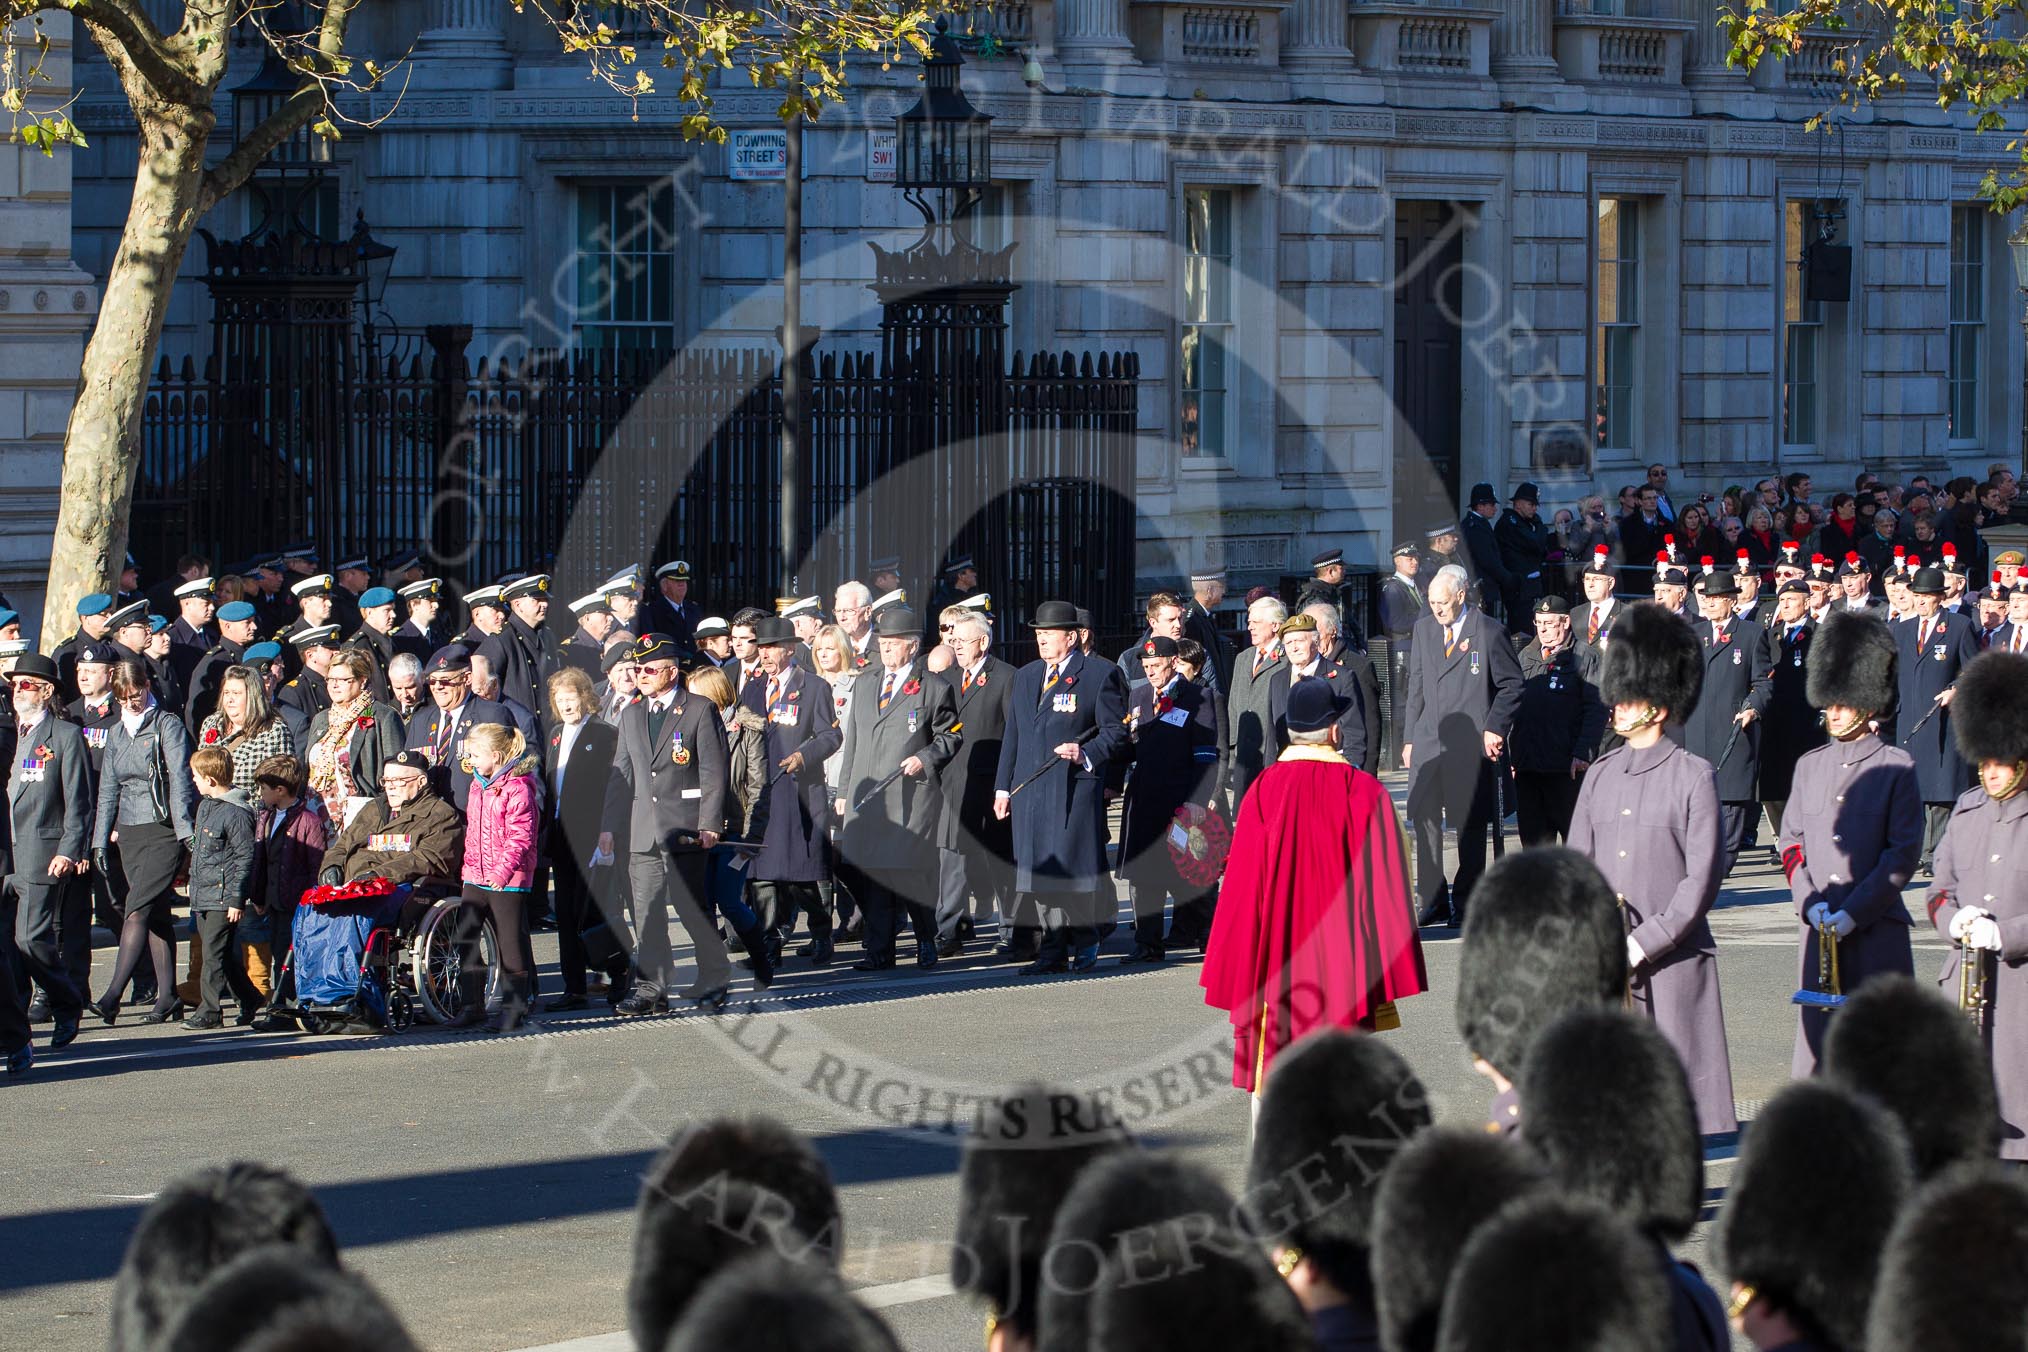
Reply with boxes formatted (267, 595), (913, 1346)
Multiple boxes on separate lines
(292, 891), (408, 1012)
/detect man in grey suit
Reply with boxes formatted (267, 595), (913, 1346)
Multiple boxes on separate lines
(1223, 594), (1288, 810)
(1400, 566), (1523, 929)
(600, 633), (732, 1014)
(4, 654), (92, 1050)
(837, 607), (960, 971)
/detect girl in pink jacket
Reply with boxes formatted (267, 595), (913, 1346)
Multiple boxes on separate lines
(461, 723), (541, 1032)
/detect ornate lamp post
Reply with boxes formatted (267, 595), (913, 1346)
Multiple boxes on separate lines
(894, 25), (996, 238)
(348, 209), (398, 359)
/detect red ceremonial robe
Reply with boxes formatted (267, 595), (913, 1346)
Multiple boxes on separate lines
(1200, 746), (1427, 1091)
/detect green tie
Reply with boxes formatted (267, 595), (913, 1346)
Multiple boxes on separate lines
(647, 700), (670, 748)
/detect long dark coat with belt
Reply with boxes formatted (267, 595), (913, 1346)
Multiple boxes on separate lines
(1678, 615), (1772, 802)
(934, 655), (1016, 861)
(741, 666), (842, 883)
(1224, 642), (1285, 808)
(1116, 677), (1219, 886)
(993, 649), (1129, 894)
(1891, 609), (1979, 802)
(1929, 785), (2028, 1159)
(1567, 737), (1739, 1135)
(1779, 731), (1921, 1074)
(836, 661), (959, 883)
(1757, 616), (1823, 803)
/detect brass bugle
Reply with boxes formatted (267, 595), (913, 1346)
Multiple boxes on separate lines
(1959, 941), (1991, 1028)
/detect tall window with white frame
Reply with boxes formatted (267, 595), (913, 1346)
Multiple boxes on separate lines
(1948, 205), (1985, 444)
(1181, 187), (1235, 458)
(575, 180), (677, 351)
(1782, 201), (1823, 449)
(1594, 197), (1640, 453)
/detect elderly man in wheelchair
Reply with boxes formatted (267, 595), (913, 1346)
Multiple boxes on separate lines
(255, 749), (485, 1032)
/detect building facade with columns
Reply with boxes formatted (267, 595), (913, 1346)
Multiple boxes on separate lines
(63, 0), (2026, 597)
(3, 14), (96, 626)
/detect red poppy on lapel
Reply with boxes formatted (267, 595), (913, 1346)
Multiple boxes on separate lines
(356, 714), (375, 731)
(34, 744), (52, 759)
(202, 728), (221, 745)
(902, 678), (920, 697)
(1155, 695), (1174, 716)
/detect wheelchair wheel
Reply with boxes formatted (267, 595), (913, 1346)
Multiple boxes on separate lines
(410, 897), (499, 1025)
(385, 985), (415, 1033)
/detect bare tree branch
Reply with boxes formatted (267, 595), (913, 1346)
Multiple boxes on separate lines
(47, 0), (202, 104)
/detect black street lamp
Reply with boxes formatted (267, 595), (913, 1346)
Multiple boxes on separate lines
(349, 209), (398, 357)
(894, 25), (995, 236)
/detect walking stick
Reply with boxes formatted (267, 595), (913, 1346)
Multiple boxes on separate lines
(1900, 687), (1953, 745)
(1715, 698), (1755, 772)
(849, 763), (914, 814)
(1490, 750), (1507, 859)
(1008, 725), (1102, 798)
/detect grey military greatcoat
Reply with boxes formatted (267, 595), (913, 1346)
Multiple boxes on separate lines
(1778, 732), (1922, 1075)
(1567, 737), (1739, 1134)
(1928, 786), (2028, 1160)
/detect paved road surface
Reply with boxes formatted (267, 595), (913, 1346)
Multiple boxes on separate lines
(0, 800), (1952, 1352)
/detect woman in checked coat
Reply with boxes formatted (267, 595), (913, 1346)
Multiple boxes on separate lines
(1567, 602), (1739, 1136)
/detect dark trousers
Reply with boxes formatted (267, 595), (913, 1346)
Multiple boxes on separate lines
(1514, 769), (1583, 847)
(751, 880), (820, 941)
(1032, 888), (1099, 965)
(1411, 767), (1495, 914)
(1386, 650), (1411, 771)
(0, 927), (29, 1054)
(4, 879), (85, 1018)
(1717, 803), (1758, 878)
(1922, 803), (1953, 867)
(191, 909), (263, 1018)
(551, 850), (625, 995)
(627, 848), (723, 994)
(859, 871), (934, 964)
(460, 887), (530, 1006)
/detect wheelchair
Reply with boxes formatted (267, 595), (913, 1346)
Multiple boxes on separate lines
(271, 886), (500, 1034)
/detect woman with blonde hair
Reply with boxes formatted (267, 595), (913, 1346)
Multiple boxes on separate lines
(685, 663), (776, 987)
(460, 721), (542, 1031)
(806, 623), (860, 940)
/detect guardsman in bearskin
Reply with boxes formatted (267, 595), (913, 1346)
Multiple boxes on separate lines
(1713, 1081), (1909, 1352)
(1822, 976), (2000, 1179)
(1247, 1033), (1432, 1351)
(742, 616), (842, 963)
(931, 607), (1015, 958)
(1927, 648), (2028, 1162)
(1865, 1165), (2028, 1352)
(1114, 636), (1219, 965)
(1454, 848), (1628, 1133)
(558, 591), (618, 678)
(1517, 1009), (1730, 1351)
(992, 601), (1129, 974)
(1682, 566), (1772, 876)
(1780, 609), (1922, 1075)
(835, 607), (959, 971)
(1893, 564), (1979, 870)
(1569, 602), (1738, 1136)
(1439, 1197), (1671, 1352)
(1510, 595), (1606, 846)
(1756, 580), (1822, 840)
(393, 578), (444, 665)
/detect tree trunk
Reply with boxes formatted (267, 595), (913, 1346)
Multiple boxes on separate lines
(38, 101), (213, 652)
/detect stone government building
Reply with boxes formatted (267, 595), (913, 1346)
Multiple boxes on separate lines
(26, 0), (2028, 611)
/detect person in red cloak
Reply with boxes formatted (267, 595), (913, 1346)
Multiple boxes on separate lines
(1201, 676), (1427, 1099)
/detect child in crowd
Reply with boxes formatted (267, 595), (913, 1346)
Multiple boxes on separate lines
(460, 723), (542, 1033)
(246, 754), (326, 1024)
(185, 746), (263, 1030)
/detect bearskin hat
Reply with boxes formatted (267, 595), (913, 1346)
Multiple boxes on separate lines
(1599, 602), (1702, 722)
(1435, 1195), (1669, 1352)
(1455, 847), (1627, 1079)
(1372, 1128), (1553, 1352)
(109, 1162), (341, 1352)
(1038, 1150), (1237, 1352)
(1953, 650), (2028, 765)
(629, 1117), (842, 1352)
(1865, 1163), (2028, 1352)
(1088, 1222), (1313, 1352)
(1244, 1030), (1432, 1289)
(1714, 1081), (1911, 1352)
(952, 1083), (1132, 1340)
(159, 1251), (417, 1352)
(1517, 1008), (1703, 1241)
(1822, 975), (2000, 1180)
(1806, 608), (1898, 714)
(667, 1255), (903, 1352)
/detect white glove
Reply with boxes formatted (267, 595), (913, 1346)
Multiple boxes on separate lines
(1829, 910), (1856, 939)
(1967, 917), (2004, 953)
(1626, 935), (1646, 970)
(1949, 907), (1991, 942)
(1806, 901), (1829, 927)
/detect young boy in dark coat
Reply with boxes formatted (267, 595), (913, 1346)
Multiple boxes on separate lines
(184, 746), (263, 1029)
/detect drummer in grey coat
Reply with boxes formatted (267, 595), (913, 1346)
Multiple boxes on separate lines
(742, 617), (842, 959)
(1567, 602), (1739, 1135)
(836, 607), (959, 971)
(1927, 649), (2028, 1160)
(1780, 609), (1922, 1075)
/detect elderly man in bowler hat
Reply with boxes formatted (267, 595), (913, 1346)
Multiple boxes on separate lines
(993, 600), (1129, 973)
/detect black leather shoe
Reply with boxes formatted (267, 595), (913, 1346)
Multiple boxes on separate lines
(806, 936), (834, 968)
(614, 990), (668, 1017)
(937, 935), (964, 958)
(127, 985), (156, 1008)
(916, 942), (940, 970)
(182, 1011), (224, 1030)
(851, 956), (896, 972)
(1122, 945), (1166, 964)
(543, 993), (590, 1013)
(49, 1018), (80, 1049)
(995, 942), (1039, 962)
(143, 1001), (186, 1025)
(234, 1005), (263, 1027)
(1019, 957), (1068, 976)
(686, 985), (731, 1012)
(1415, 899), (1453, 928)
(956, 915), (976, 942)
(5, 1043), (31, 1076)
(89, 997), (119, 1027)
(25, 995), (50, 1025)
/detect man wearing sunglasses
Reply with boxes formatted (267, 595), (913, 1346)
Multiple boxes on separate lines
(4, 654), (95, 1057)
(403, 647), (515, 811)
